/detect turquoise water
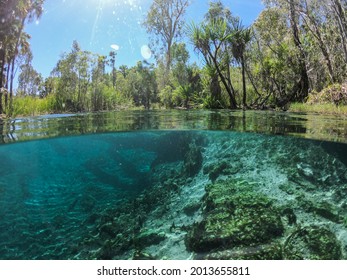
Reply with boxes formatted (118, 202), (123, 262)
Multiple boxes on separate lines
(0, 110), (347, 260)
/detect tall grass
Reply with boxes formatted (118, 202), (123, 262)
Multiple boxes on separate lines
(10, 95), (56, 117)
(289, 103), (347, 116)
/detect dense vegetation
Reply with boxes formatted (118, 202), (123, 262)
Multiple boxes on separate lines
(1, 0), (347, 117)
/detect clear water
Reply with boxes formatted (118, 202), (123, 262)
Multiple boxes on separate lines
(0, 110), (347, 260)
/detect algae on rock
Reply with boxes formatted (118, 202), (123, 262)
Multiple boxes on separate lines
(283, 226), (342, 260)
(185, 180), (284, 256)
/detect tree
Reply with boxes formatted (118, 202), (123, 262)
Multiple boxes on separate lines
(331, 0), (347, 63)
(259, 0), (311, 105)
(187, 1), (251, 109)
(230, 20), (252, 108)
(188, 19), (238, 108)
(17, 50), (43, 96)
(134, 61), (157, 109)
(0, 0), (44, 114)
(143, 0), (190, 71)
(119, 65), (128, 78)
(166, 42), (201, 108)
(297, 0), (335, 83)
(288, 0), (309, 103)
(109, 51), (117, 88)
(91, 55), (107, 111)
(52, 41), (96, 112)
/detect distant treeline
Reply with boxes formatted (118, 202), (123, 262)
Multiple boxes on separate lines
(1, 0), (347, 117)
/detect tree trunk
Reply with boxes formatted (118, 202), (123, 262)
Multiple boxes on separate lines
(302, 0), (336, 82)
(210, 74), (222, 108)
(209, 50), (237, 108)
(241, 56), (247, 107)
(332, 0), (347, 63)
(0, 48), (5, 114)
(9, 55), (16, 107)
(289, 0), (309, 102)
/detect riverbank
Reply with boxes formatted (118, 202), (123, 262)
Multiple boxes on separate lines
(289, 103), (347, 116)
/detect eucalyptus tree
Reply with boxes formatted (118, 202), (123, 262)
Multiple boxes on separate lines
(109, 51), (117, 88)
(256, 0), (347, 105)
(125, 61), (157, 109)
(295, 0), (336, 83)
(143, 0), (190, 72)
(17, 50), (43, 96)
(166, 42), (201, 108)
(91, 55), (107, 111)
(287, 0), (309, 103)
(330, 0), (347, 63)
(52, 41), (96, 112)
(253, 0), (310, 106)
(0, 0), (44, 114)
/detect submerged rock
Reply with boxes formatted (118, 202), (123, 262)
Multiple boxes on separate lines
(203, 161), (229, 182)
(183, 202), (201, 216)
(183, 142), (203, 176)
(134, 229), (166, 248)
(302, 199), (342, 223)
(132, 250), (156, 260)
(283, 226), (342, 260)
(203, 242), (283, 260)
(203, 160), (243, 182)
(185, 180), (284, 256)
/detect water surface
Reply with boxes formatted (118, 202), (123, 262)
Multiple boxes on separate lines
(1, 110), (347, 144)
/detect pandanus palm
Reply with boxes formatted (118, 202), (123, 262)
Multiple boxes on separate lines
(186, 19), (238, 108)
(229, 21), (252, 108)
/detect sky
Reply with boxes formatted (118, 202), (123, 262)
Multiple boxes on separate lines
(24, 0), (264, 79)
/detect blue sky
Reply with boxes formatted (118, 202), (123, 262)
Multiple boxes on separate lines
(25, 0), (264, 78)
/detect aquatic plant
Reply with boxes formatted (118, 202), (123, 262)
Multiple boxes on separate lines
(283, 226), (342, 260)
(185, 180), (284, 256)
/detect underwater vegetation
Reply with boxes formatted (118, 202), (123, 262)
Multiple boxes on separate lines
(185, 180), (343, 260)
(0, 130), (347, 260)
(185, 180), (284, 256)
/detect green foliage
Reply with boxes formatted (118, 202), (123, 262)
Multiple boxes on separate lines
(283, 226), (342, 260)
(289, 103), (347, 115)
(158, 85), (174, 108)
(8, 0), (347, 115)
(0, 0), (45, 114)
(290, 83), (347, 115)
(10, 95), (56, 117)
(143, 0), (190, 70)
(186, 1), (254, 109)
(307, 83), (347, 106)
